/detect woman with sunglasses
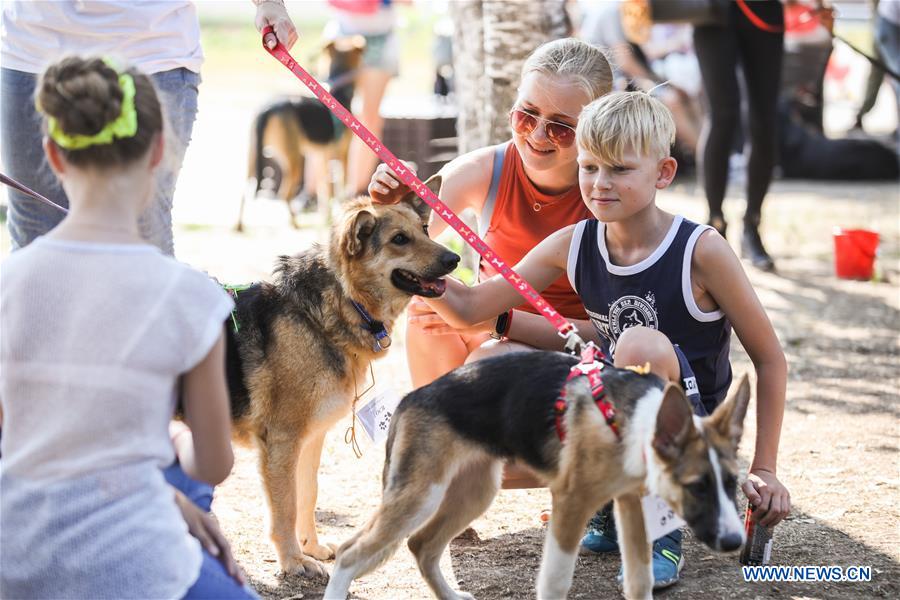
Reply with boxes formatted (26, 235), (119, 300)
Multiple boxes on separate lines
(369, 38), (612, 430)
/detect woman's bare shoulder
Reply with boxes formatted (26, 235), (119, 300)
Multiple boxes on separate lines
(438, 144), (506, 211)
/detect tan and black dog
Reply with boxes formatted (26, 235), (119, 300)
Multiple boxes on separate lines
(237, 35), (366, 231)
(324, 353), (751, 599)
(224, 178), (459, 577)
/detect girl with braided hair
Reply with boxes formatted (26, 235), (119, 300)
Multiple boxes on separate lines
(0, 56), (254, 599)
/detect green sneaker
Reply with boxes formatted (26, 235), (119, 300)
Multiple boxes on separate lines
(616, 529), (684, 590)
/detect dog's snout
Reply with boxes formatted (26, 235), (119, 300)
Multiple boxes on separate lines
(441, 251), (460, 271)
(718, 531), (745, 552)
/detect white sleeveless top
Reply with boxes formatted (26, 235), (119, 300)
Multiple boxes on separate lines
(0, 237), (233, 598)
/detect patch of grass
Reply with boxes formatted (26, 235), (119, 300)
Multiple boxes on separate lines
(180, 223), (214, 232)
(442, 236), (477, 285)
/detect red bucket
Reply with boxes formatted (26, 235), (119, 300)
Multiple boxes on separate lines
(833, 228), (879, 280)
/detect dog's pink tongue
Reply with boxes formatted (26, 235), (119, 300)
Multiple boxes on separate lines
(425, 279), (447, 295)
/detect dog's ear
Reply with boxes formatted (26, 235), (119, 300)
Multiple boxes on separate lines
(653, 383), (694, 461)
(399, 174), (441, 223)
(343, 208), (377, 257)
(707, 373), (751, 448)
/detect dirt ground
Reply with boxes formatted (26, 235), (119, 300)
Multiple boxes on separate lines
(169, 175), (899, 600)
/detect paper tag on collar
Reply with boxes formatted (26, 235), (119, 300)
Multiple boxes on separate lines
(641, 493), (686, 541)
(356, 387), (402, 444)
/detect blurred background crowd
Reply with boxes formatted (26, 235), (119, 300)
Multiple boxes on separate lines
(224, 0), (899, 233)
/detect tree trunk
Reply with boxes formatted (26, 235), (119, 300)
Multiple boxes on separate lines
(451, 0), (571, 152)
(449, 0), (486, 154)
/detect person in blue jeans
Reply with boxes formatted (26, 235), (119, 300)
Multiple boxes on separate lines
(876, 0), (900, 153)
(1, 0), (297, 255)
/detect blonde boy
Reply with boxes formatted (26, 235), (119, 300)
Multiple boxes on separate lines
(419, 91), (790, 587)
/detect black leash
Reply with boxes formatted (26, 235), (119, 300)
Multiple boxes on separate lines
(1, 172), (68, 214)
(832, 32), (900, 83)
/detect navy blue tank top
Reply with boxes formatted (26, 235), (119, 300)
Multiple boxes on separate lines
(567, 217), (732, 414)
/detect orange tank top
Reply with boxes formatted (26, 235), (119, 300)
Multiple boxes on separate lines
(479, 142), (590, 320)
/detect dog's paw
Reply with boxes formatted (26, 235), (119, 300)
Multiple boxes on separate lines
(302, 540), (338, 560)
(453, 592), (476, 600)
(281, 552), (330, 580)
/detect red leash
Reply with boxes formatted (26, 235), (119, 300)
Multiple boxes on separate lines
(260, 26), (582, 345)
(555, 343), (619, 441)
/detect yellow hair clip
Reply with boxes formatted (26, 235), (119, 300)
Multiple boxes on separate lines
(40, 63), (138, 150)
(624, 362), (651, 375)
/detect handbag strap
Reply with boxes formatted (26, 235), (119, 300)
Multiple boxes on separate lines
(736, 0), (784, 33)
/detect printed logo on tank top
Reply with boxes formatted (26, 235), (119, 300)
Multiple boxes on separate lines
(683, 375), (699, 396)
(587, 292), (659, 355)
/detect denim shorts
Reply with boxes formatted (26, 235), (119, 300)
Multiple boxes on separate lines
(360, 32), (400, 76)
(163, 461), (214, 512)
(181, 549), (259, 600)
(163, 462), (258, 599)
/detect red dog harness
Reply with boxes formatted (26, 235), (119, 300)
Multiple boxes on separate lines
(555, 343), (620, 442)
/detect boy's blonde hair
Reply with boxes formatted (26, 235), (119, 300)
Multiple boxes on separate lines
(576, 91), (676, 164)
(522, 38), (613, 101)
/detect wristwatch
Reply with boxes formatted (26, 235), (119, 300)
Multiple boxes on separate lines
(489, 310), (512, 340)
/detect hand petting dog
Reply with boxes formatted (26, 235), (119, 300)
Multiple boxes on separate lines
(407, 297), (496, 337)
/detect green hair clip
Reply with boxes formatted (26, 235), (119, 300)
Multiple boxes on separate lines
(41, 62), (138, 150)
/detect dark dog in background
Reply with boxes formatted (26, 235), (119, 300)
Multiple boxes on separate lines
(238, 36), (366, 231)
(777, 100), (899, 181)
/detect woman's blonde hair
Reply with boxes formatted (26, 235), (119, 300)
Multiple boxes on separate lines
(576, 91), (675, 164)
(521, 38), (613, 101)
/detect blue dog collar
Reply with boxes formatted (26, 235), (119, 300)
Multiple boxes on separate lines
(350, 299), (391, 352)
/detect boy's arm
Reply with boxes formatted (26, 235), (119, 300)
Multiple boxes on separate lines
(693, 231), (790, 527)
(506, 313), (603, 351)
(424, 225), (576, 327)
(408, 305), (602, 351)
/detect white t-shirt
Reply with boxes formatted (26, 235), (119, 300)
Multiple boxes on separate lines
(1, 1), (203, 74)
(0, 237), (233, 598)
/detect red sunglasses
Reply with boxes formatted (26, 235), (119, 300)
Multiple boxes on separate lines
(508, 107), (577, 148)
